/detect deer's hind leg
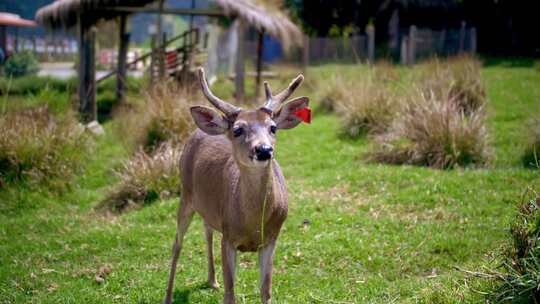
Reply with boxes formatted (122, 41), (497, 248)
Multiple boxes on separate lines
(164, 194), (195, 304)
(204, 223), (219, 289)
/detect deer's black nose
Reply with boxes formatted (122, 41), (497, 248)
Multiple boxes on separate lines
(255, 144), (273, 161)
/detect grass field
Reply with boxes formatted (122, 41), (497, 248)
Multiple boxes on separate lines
(1, 61), (539, 303)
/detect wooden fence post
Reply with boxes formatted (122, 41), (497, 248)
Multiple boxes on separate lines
(400, 36), (408, 65)
(366, 24), (375, 64)
(79, 23), (97, 123)
(302, 35), (309, 74)
(234, 18), (246, 101)
(408, 25), (416, 64)
(459, 21), (466, 53)
(470, 27), (477, 54)
(438, 28), (446, 54)
(254, 30), (264, 99)
(117, 14), (130, 104)
(150, 33), (156, 86)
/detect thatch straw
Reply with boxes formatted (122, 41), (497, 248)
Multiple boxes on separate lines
(36, 0), (155, 30)
(36, 0), (303, 49)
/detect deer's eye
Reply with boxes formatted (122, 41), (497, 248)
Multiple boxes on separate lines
(233, 127), (244, 137)
(270, 125), (277, 134)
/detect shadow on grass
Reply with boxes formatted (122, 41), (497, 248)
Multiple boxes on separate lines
(171, 282), (217, 304)
(481, 56), (537, 68)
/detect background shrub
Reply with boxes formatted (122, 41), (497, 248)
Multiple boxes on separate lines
(97, 141), (181, 213)
(0, 75), (76, 96)
(0, 105), (91, 188)
(522, 117), (540, 168)
(417, 56), (486, 114)
(114, 80), (197, 152)
(333, 73), (396, 137)
(3, 51), (39, 78)
(369, 90), (490, 169)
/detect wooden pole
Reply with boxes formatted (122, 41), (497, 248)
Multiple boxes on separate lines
(0, 26), (7, 60)
(255, 30), (264, 99)
(117, 14), (130, 104)
(234, 19), (246, 101)
(157, 0), (165, 79)
(79, 22), (97, 123)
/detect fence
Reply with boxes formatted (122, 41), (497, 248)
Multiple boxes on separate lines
(4, 35), (78, 62)
(400, 23), (477, 64)
(244, 25), (376, 68)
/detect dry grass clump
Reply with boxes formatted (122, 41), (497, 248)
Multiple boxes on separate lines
(115, 80), (198, 152)
(333, 74), (396, 137)
(104, 81), (199, 213)
(522, 117), (540, 168)
(476, 189), (540, 302)
(0, 106), (90, 187)
(98, 142), (181, 213)
(418, 55), (486, 115)
(369, 90), (490, 169)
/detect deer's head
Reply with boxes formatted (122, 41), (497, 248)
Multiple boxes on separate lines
(191, 68), (309, 168)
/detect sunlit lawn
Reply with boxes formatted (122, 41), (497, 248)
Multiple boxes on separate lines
(1, 60), (539, 303)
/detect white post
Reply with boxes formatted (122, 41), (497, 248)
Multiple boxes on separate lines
(400, 36), (408, 65)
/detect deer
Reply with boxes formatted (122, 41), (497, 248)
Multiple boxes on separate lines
(163, 68), (310, 304)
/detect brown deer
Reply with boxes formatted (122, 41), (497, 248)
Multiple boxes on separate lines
(163, 68), (309, 304)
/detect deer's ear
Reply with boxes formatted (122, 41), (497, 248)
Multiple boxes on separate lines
(190, 106), (229, 135)
(274, 97), (310, 130)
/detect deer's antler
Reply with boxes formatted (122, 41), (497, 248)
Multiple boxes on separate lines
(198, 68), (241, 117)
(261, 74), (304, 113)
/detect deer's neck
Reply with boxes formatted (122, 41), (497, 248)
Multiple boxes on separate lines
(237, 162), (275, 210)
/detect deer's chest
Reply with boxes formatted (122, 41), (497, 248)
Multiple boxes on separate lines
(226, 203), (288, 252)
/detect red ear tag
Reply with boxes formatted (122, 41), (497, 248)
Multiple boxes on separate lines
(294, 107), (311, 124)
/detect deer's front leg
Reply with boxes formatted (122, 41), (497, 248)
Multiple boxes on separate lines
(221, 237), (237, 304)
(259, 239), (277, 304)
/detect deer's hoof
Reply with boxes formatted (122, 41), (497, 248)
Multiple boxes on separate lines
(208, 280), (219, 290)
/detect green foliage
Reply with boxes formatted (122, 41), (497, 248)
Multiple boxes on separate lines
(0, 75), (76, 96)
(481, 189), (540, 303)
(3, 51), (39, 78)
(522, 118), (540, 169)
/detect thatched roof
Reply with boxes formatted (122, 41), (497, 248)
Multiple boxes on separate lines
(36, 0), (302, 48)
(36, 0), (156, 30)
(0, 13), (37, 27)
(214, 0), (302, 49)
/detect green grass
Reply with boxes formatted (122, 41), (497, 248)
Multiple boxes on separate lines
(1, 62), (540, 303)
